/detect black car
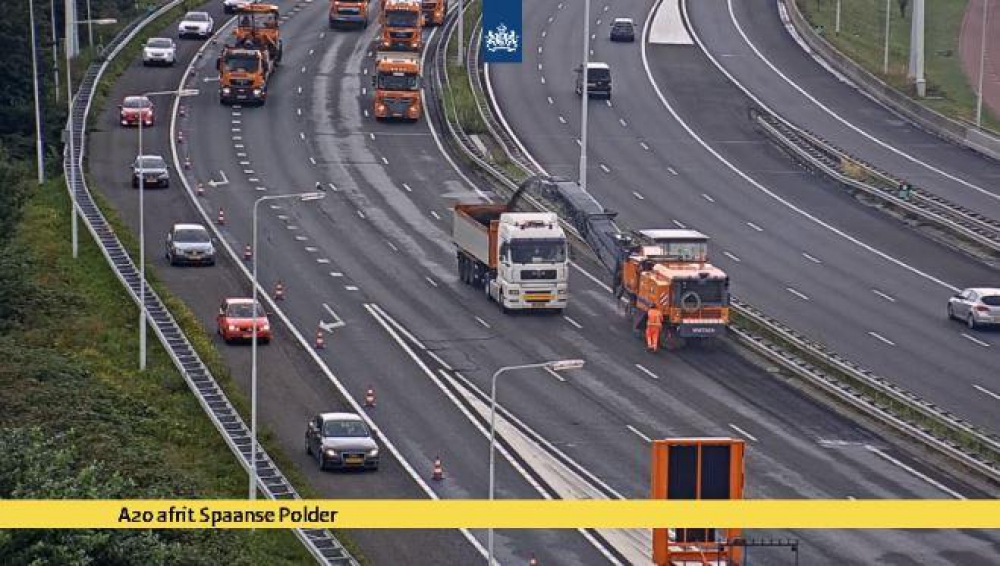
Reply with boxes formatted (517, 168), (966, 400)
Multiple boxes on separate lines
(131, 155), (170, 188)
(575, 62), (612, 99)
(610, 18), (635, 42)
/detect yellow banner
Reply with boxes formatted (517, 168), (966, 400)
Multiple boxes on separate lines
(0, 500), (999, 529)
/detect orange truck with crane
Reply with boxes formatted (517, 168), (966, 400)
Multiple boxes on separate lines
(527, 176), (730, 347)
(372, 51), (422, 121)
(219, 4), (282, 105)
(420, 0), (446, 26)
(380, 0), (423, 51)
(328, 0), (370, 28)
(233, 3), (283, 63)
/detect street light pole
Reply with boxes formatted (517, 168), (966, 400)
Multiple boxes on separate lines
(456, 0), (464, 67)
(29, 0), (45, 184)
(835, 0), (841, 35)
(578, 0), (591, 192)
(883, 0), (891, 75)
(52, 0), (60, 102)
(976, 0), (990, 127)
(912, 0), (926, 97)
(65, 16), (78, 259)
(86, 0), (94, 48)
(249, 191), (326, 501)
(488, 359), (584, 564)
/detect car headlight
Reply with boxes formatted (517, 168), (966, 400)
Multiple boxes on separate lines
(376, 103), (386, 112)
(260, 324), (270, 331)
(222, 87), (231, 94)
(367, 448), (379, 457)
(228, 325), (237, 331)
(324, 448), (337, 456)
(253, 89), (262, 96)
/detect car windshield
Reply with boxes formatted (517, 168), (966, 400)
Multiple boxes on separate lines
(981, 295), (1000, 306)
(136, 156), (165, 168)
(147, 38), (172, 48)
(323, 419), (370, 438)
(587, 68), (610, 81)
(377, 73), (418, 90)
(510, 239), (567, 264)
(227, 302), (264, 318)
(123, 98), (151, 109)
(185, 13), (209, 22)
(174, 228), (209, 243)
(673, 278), (729, 306)
(386, 12), (419, 27)
(613, 22), (632, 30)
(223, 53), (259, 73)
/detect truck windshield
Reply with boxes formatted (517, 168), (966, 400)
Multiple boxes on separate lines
(377, 73), (418, 90)
(510, 239), (566, 264)
(386, 12), (419, 27)
(223, 54), (259, 73)
(673, 278), (729, 306)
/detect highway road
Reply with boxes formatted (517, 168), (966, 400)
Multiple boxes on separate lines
(488, 0), (1000, 440)
(84, 0), (1000, 564)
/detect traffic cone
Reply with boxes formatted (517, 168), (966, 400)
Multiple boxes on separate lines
(243, 244), (253, 261)
(217, 207), (225, 225)
(183, 156), (192, 170)
(177, 130), (184, 144)
(179, 105), (187, 117)
(273, 281), (285, 300)
(196, 182), (205, 196)
(529, 556), (539, 566)
(431, 456), (443, 481)
(364, 387), (376, 408)
(315, 327), (325, 349)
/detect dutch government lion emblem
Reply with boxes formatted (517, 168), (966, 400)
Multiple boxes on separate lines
(485, 23), (519, 53)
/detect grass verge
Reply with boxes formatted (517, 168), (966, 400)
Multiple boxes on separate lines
(797, 0), (1000, 131)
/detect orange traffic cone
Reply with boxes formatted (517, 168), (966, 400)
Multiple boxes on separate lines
(196, 182), (205, 196)
(432, 456), (444, 481)
(177, 130), (185, 144)
(243, 244), (253, 261)
(179, 105), (187, 117)
(315, 327), (325, 349)
(364, 387), (376, 408)
(217, 207), (225, 225)
(183, 156), (192, 170)
(273, 281), (285, 300)
(529, 555), (539, 566)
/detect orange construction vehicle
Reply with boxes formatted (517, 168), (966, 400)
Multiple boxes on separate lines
(380, 0), (423, 51)
(420, 0), (446, 26)
(217, 45), (272, 105)
(328, 0), (370, 28)
(372, 51), (422, 121)
(234, 3), (283, 64)
(528, 176), (730, 349)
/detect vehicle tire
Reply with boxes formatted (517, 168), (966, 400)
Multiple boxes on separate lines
(316, 451), (326, 471)
(947, 304), (955, 320)
(967, 314), (978, 330)
(131, 177), (138, 189)
(162, 179), (169, 188)
(305, 438), (312, 455)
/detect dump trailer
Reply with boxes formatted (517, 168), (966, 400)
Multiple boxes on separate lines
(453, 194), (569, 312)
(218, 45), (272, 105)
(380, 0), (423, 51)
(234, 3), (283, 64)
(530, 176), (730, 347)
(329, 0), (369, 28)
(372, 51), (422, 121)
(420, 0), (446, 26)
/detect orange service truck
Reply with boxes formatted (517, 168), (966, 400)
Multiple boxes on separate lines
(233, 3), (283, 63)
(328, 0), (369, 28)
(372, 51), (422, 121)
(380, 0), (423, 51)
(218, 46), (272, 105)
(420, 0), (446, 26)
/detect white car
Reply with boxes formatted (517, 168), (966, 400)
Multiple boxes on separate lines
(142, 37), (176, 66)
(948, 287), (1000, 329)
(223, 0), (258, 14)
(178, 11), (214, 39)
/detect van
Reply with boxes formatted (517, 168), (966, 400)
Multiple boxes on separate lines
(575, 62), (612, 99)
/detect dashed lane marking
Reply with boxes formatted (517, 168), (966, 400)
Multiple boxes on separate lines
(786, 287), (810, 301)
(963, 334), (992, 348)
(672, 219), (686, 229)
(632, 191), (644, 200)
(701, 193), (715, 202)
(563, 316), (583, 329)
(802, 252), (822, 264)
(425, 277), (438, 287)
(345, 285), (359, 291)
(626, 425), (652, 443)
(723, 251), (741, 262)
(599, 164), (611, 173)
(330, 272), (343, 277)
(872, 290), (896, 302)
(729, 424), (758, 442)
(746, 221), (763, 232)
(475, 316), (491, 328)
(402, 183), (413, 192)
(430, 210), (441, 220)
(317, 258), (330, 264)
(973, 384), (1000, 399)
(868, 331), (895, 346)
(634, 364), (659, 380)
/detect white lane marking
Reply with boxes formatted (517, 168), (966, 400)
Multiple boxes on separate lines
(538, 46), (543, 54)
(626, 425), (652, 443)
(381, 156), (389, 165)
(235, 143), (245, 148)
(667, 166), (677, 175)
(540, 76), (546, 84)
(387, 241), (399, 252)
(287, 225), (299, 230)
(402, 183), (413, 192)
(425, 277), (438, 287)
(542, 30), (548, 38)
(547, 96), (554, 105)
(243, 169), (254, 174)
(746, 221), (763, 232)
(297, 108), (302, 116)
(538, 63), (543, 71)
(430, 210), (441, 220)
(786, 287), (810, 301)
(724, 0), (1000, 204)
(231, 111), (241, 117)
(872, 289), (896, 302)
(672, 219), (686, 228)
(299, 132), (306, 140)
(723, 251), (741, 262)
(973, 384), (1000, 400)
(634, 364), (660, 380)
(729, 424), (758, 442)
(544, 367), (567, 382)
(297, 86), (303, 94)
(963, 334), (992, 348)
(866, 446), (966, 499)
(563, 316), (583, 329)
(233, 136), (242, 140)
(357, 210), (366, 219)
(304, 246), (318, 253)
(231, 119), (241, 124)
(345, 285), (359, 291)
(701, 193), (715, 202)
(328, 183), (339, 192)
(868, 331), (896, 346)
(300, 65), (307, 73)
(619, 118), (628, 127)
(330, 272), (343, 277)
(575, 139), (582, 146)
(319, 32), (325, 38)
(802, 252), (822, 264)
(632, 191), (645, 200)
(364, 109), (369, 117)
(319, 303), (346, 331)
(640, 141), (650, 151)
(237, 152), (248, 158)
(427, 350), (454, 371)
(558, 115), (567, 124)
(644, 6), (961, 293)
(309, 48), (315, 55)
(370, 133), (376, 140)
(604, 99), (611, 107)
(255, 186), (266, 192)
(475, 316), (491, 328)
(248, 177), (260, 183)
(239, 160), (251, 165)
(309, 157), (317, 165)
(599, 164), (611, 173)
(231, 128), (241, 132)
(294, 235), (308, 241)
(269, 205), (282, 210)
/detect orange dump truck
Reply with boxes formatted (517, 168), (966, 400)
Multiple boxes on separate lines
(328, 0), (369, 28)
(380, 0), (423, 51)
(234, 3), (283, 63)
(218, 46), (272, 105)
(420, 0), (446, 26)
(372, 51), (422, 121)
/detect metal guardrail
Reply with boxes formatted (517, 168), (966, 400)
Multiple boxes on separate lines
(430, 9), (1000, 484)
(63, 3), (358, 563)
(750, 107), (1000, 255)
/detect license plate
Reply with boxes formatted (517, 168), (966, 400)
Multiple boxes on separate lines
(145, 176), (156, 183)
(344, 456), (364, 465)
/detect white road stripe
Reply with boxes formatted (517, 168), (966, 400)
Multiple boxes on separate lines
(634, 364), (659, 380)
(599, 164), (611, 173)
(294, 235), (308, 241)
(626, 425), (652, 443)
(425, 277), (438, 287)
(746, 221), (763, 232)
(309, 157), (317, 165)
(872, 289), (896, 302)
(475, 316), (491, 328)
(619, 118), (628, 127)
(304, 246), (318, 253)
(973, 384), (1000, 400)
(672, 219), (686, 229)
(802, 252), (822, 264)
(299, 132), (306, 140)
(563, 316), (583, 329)
(729, 424), (758, 442)
(701, 193), (715, 202)
(963, 334), (991, 348)
(330, 272), (343, 277)
(868, 331), (895, 346)
(558, 115), (567, 124)
(402, 183), (413, 192)
(317, 258), (330, 264)
(547, 96), (554, 105)
(786, 287), (810, 301)
(544, 367), (567, 382)
(430, 210), (441, 220)
(723, 251), (741, 262)
(357, 210), (366, 219)
(867, 446), (965, 499)
(387, 241), (398, 252)
(640, 142), (650, 151)
(381, 156), (389, 165)
(345, 285), (359, 291)
(632, 191), (644, 200)
(667, 167), (677, 175)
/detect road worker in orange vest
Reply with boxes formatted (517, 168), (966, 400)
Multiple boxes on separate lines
(646, 305), (664, 352)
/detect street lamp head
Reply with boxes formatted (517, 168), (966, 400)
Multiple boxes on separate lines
(547, 359), (585, 372)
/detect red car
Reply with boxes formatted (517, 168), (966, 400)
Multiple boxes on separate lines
(119, 96), (154, 127)
(217, 298), (271, 344)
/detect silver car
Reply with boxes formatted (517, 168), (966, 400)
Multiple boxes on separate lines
(178, 11), (214, 38)
(131, 155), (169, 188)
(305, 413), (380, 471)
(142, 37), (176, 66)
(947, 287), (1000, 329)
(166, 223), (215, 266)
